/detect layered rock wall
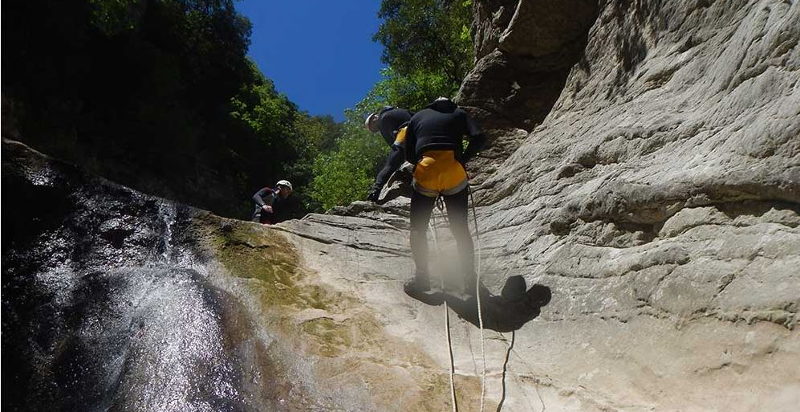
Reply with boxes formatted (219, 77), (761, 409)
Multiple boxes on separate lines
(459, 0), (800, 409)
(313, 0), (800, 409)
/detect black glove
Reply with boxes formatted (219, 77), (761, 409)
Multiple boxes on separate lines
(367, 189), (381, 202)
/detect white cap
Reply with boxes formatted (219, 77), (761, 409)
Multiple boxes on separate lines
(364, 112), (380, 132)
(276, 180), (293, 191)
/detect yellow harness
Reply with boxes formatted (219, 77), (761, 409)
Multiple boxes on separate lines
(412, 150), (468, 197)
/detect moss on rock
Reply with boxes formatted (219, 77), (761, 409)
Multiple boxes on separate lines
(190, 214), (484, 410)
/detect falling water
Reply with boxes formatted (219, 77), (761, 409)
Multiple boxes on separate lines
(2, 144), (277, 411)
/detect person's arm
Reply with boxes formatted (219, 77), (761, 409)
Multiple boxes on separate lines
(253, 187), (276, 212)
(368, 126), (409, 201)
(368, 147), (404, 199)
(252, 187), (270, 207)
(462, 113), (486, 164)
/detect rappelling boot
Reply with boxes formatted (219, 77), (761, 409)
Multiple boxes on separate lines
(403, 273), (442, 305)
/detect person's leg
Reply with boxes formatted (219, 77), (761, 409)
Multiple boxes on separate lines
(410, 189), (436, 288)
(443, 187), (476, 289)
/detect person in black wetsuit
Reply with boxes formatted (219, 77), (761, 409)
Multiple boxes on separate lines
(364, 106), (413, 202)
(403, 97), (486, 297)
(251, 179), (293, 224)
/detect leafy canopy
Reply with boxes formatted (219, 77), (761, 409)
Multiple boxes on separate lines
(374, 0), (473, 86)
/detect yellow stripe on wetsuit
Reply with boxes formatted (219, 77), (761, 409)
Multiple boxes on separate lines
(412, 150), (468, 197)
(394, 126), (407, 145)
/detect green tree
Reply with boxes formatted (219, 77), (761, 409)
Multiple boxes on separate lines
(3, 0), (260, 217)
(308, 121), (386, 211)
(355, 0), (474, 116)
(374, 0), (473, 85)
(353, 66), (458, 115)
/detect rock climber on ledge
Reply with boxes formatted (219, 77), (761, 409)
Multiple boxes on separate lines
(403, 97), (486, 298)
(251, 180), (293, 224)
(364, 105), (413, 202)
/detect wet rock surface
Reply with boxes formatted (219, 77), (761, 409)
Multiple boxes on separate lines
(2, 140), (262, 411)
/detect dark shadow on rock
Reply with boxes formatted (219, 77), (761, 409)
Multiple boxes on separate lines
(404, 287), (446, 307)
(407, 276), (552, 332)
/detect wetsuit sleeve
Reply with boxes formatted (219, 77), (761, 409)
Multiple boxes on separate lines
(252, 187), (274, 207)
(372, 145), (405, 192)
(466, 112), (482, 137)
(462, 134), (486, 164)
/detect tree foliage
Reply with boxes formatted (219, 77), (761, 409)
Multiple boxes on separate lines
(374, 0), (473, 86)
(308, 122), (386, 211)
(353, 66), (459, 116)
(3, 0), (475, 215)
(2, 0), (331, 218)
(307, 0), (474, 209)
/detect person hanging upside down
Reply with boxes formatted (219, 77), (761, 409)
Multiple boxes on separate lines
(403, 97), (486, 297)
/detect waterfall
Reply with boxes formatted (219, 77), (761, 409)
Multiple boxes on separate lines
(2, 141), (272, 411)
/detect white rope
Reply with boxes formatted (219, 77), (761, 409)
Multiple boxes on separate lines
(427, 186), (487, 412)
(470, 186), (487, 412)
(430, 204), (458, 412)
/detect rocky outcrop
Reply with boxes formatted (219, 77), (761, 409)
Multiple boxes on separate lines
(2, 139), (272, 410)
(325, 0), (800, 410)
(459, 0), (599, 132)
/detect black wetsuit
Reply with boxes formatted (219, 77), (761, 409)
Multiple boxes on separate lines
(377, 106), (413, 145)
(405, 100), (484, 165)
(251, 187), (290, 224)
(370, 107), (413, 196)
(404, 99), (486, 288)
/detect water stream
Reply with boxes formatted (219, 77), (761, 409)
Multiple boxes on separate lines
(2, 144), (275, 411)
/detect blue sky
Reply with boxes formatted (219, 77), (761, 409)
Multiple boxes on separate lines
(235, 0), (385, 121)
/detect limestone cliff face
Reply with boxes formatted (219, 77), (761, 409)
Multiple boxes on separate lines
(292, 0), (800, 410)
(449, 0), (800, 409)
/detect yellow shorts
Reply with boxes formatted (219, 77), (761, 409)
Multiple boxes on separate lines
(412, 150), (468, 197)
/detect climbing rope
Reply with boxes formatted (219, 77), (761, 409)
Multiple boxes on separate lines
(429, 200), (458, 412)
(469, 186), (487, 412)
(428, 185), (487, 412)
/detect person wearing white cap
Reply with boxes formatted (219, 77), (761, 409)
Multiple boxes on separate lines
(251, 179), (293, 224)
(364, 106), (413, 202)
